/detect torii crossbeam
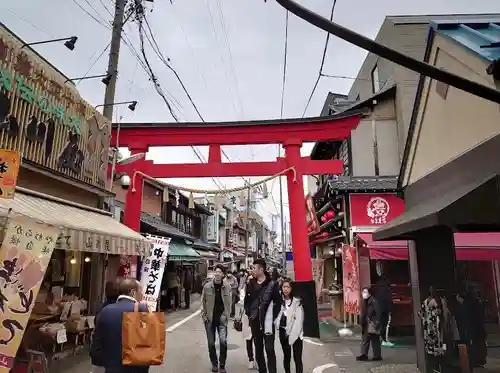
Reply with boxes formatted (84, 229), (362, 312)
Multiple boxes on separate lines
(112, 112), (362, 338)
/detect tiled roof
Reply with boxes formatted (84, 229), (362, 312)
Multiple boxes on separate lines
(140, 212), (194, 240)
(433, 21), (500, 62)
(328, 176), (398, 191)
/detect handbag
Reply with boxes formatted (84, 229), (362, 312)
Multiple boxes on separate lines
(367, 320), (379, 335)
(122, 302), (166, 366)
(233, 308), (244, 332)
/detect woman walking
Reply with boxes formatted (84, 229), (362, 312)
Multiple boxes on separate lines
(275, 279), (304, 373)
(356, 286), (383, 362)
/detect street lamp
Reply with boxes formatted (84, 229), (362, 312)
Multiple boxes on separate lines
(95, 100), (138, 112)
(21, 36), (78, 50)
(65, 73), (113, 85)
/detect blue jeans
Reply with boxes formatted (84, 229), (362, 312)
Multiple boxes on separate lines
(205, 315), (228, 367)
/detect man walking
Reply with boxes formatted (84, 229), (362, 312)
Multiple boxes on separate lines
(201, 264), (232, 373)
(91, 278), (149, 373)
(244, 259), (280, 373)
(226, 270), (239, 318)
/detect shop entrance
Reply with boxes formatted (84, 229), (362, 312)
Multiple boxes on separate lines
(111, 114), (362, 337)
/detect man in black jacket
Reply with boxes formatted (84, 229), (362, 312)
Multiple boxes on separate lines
(244, 258), (280, 373)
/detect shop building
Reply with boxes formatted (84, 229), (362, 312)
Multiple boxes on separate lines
(0, 23), (148, 314)
(309, 14), (500, 330)
(373, 18), (500, 372)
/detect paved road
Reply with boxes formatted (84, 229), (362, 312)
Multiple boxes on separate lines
(155, 305), (341, 373)
(55, 297), (342, 373)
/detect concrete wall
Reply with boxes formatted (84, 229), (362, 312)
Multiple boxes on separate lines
(350, 100), (399, 176)
(402, 33), (500, 186)
(17, 168), (100, 207)
(348, 20), (428, 163)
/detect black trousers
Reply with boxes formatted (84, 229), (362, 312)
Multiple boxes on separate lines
(360, 333), (382, 358)
(379, 312), (390, 342)
(184, 287), (191, 308)
(251, 319), (276, 373)
(230, 292), (238, 317)
(246, 338), (254, 362)
(279, 328), (303, 373)
(167, 287), (179, 309)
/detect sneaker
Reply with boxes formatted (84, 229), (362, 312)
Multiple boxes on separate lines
(356, 355), (368, 361)
(371, 357), (383, 362)
(212, 366), (219, 372)
(382, 341), (394, 347)
(219, 366), (227, 373)
(248, 361), (256, 370)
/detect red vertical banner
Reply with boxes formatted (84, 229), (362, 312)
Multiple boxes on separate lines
(358, 243), (371, 291)
(342, 244), (360, 315)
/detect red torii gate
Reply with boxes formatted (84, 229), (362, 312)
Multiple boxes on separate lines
(111, 113), (361, 337)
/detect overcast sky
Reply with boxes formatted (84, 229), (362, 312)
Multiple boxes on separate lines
(2, 0), (499, 232)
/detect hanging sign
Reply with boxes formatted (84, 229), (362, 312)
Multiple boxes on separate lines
(342, 244), (360, 315)
(141, 235), (170, 311)
(0, 215), (60, 372)
(0, 149), (20, 199)
(305, 194), (320, 234)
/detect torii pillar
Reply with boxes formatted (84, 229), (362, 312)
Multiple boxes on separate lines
(112, 115), (361, 338)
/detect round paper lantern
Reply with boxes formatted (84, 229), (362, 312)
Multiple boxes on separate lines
(325, 210), (336, 219)
(321, 231), (328, 237)
(321, 215), (327, 223)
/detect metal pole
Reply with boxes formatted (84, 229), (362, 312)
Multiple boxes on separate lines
(244, 180), (251, 267)
(278, 144), (286, 273)
(103, 0), (127, 121)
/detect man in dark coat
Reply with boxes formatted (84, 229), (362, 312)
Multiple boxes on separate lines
(374, 276), (393, 345)
(91, 278), (149, 373)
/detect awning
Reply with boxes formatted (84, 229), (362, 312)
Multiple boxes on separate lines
(141, 212), (193, 239)
(373, 174), (500, 241)
(0, 189), (149, 255)
(224, 247), (245, 258)
(358, 233), (500, 261)
(168, 240), (201, 261)
(196, 250), (218, 259)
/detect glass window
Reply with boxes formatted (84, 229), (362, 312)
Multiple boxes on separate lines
(371, 65), (380, 93)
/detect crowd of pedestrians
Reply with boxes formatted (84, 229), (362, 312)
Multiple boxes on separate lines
(201, 259), (305, 373)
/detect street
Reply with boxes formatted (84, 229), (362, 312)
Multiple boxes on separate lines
(53, 297), (342, 373)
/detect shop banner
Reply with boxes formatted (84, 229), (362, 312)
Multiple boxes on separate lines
(311, 259), (324, 299)
(141, 235), (170, 311)
(0, 149), (20, 199)
(349, 193), (404, 227)
(0, 216), (60, 371)
(342, 244), (360, 315)
(305, 194), (320, 235)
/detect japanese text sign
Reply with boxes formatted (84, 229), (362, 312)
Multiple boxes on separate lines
(349, 193), (404, 227)
(0, 215), (60, 371)
(141, 235), (170, 311)
(0, 149), (20, 199)
(342, 244), (360, 315)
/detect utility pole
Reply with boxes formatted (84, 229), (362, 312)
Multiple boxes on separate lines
(103, 0), (127, 121)
(278, 145), (286, 273)
(244, 179), (251, 268)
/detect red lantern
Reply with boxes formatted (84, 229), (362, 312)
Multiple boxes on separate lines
(326, 210), (336, 219)
(321, 231), (328, 237)
(321, 215), (327, 223)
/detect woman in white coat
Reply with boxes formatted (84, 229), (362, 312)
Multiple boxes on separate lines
(274, 279), (304, 373)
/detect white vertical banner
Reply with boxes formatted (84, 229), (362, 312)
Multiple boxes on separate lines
(141, 235), (170, 311)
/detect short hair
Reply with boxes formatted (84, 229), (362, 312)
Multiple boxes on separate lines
(214, 264), (226, 274)
(105, 279), (119, 300)
(118, 277), (140, 295)
(253, 258), (266, 270)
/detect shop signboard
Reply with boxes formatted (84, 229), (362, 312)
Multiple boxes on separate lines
(342, 244), (360, 315)
(0, 215), (60, 372)
(207, 205), (218, 243)
(349, 193), (404, 227)
(0, 149), (20, 199)
(0, 26), (110, 189)
(141, 235), (170, 311)
(305, 193), (320, 234)
(311, 259), (324, 299)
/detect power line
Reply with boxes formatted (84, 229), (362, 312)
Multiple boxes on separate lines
(77, 42), (111, 86)
(301, 0), (337, 117)
(71, 0), (111, 30)
(0, 5), (54, 37)
(280, 11), (289, 119)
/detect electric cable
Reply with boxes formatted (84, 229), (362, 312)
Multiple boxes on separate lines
(275, 0), (500, 104)
(76, 42), (110, 86)
(71, 0), (112, 30)
(301, 0), (337, 117)
(0, 5), (53, 37)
